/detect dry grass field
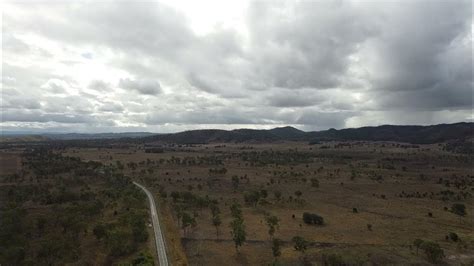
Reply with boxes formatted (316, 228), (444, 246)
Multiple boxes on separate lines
(63, 141), (473, 265)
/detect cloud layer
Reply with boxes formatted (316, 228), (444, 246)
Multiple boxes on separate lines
(2, 0), (472, 133)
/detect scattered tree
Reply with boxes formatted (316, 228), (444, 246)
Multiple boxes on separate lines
(292, 236), (308, 253)
(303, 212), (324, 225)
(451, 203), (466, 219)
(231, 176), (239, 192)
(264, 214), (280, 239)
(93, 224), (107, 241)
(420, 241), (444, 263)
(413, 239), (423, 254)
(310, 178), (319, 188)
(229, 202), (246, 253)
(448, 232), (459, 242)
(212, 215), (221, 238)
(181, 212), (196, 236)
(272, 238), (282, 262)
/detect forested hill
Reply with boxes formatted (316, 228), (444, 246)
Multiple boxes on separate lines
(142, 122), (473, 144)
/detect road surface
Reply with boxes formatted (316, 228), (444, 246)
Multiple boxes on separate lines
(133, 182), (169, 266)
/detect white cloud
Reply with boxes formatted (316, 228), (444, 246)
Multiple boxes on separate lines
(1, 0), (472, 132)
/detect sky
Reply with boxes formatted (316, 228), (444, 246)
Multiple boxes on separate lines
(1, 0), (473, 133)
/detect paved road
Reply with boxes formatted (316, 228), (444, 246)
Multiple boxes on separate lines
(133, 182), (169, 266)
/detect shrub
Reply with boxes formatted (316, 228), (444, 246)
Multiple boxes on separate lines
(292, 236), (308, 253)
(451, 203), (466, 217)
(244, 191), (261, 206)
(310, 178), (319, 188)
(322, 253), (345, 266)
(302, 212), (324, 225)
(93, 224), (107, 240)
(448, 232), (459, 242)
(272, 238), (282, 259)
(413, 239), (424, 254)
(420, 241), (444, 263)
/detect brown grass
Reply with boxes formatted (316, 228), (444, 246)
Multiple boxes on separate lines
(64, 142), (474, 265)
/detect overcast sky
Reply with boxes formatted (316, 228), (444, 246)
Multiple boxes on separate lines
(2, 0), (473, 133)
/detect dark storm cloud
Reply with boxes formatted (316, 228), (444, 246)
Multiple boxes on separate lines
(187, 73), (219, 94)
(368, 1), (471, 91)
(363, 1), (473, 111)
(246, 0), (376, 89)
(2, 0), (472, 131)
(266, 90), (324, 107)
(144, 108), (256, 125)
(296, 110), (355, 130)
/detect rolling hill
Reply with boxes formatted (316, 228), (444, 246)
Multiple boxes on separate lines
(143, 122), (473, 144)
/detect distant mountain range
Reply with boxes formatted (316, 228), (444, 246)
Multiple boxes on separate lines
(143, 122), (473, 144)
(0, 132), (155, 141)
(1, 122), (473, 144)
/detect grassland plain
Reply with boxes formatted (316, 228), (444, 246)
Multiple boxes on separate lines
(61, 141), (473, 265)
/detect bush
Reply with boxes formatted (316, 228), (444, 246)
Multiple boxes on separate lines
(420, 241), (444, 263)
(93, 224), (107, 240)
(310, 178), (319, 188)
(292, 236), (308, 252)
(451, 203), (466, 217)
(322, 253), (345, 266)
(303, 212), (324, 225)
(130, 252), (154, 266)
(244, 191), (261, 206)
(106, 229), (136, 257)
(413, 239), (424, 254)
(448, 232), (459, 242)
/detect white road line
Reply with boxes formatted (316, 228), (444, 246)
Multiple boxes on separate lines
(133, 182), (169, 266)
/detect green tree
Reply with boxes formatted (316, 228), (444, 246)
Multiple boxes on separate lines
(303, 212), (324, 225)
(244, 190), (261, 207)
(229, 203), (246, 253)
(212, 214), (222, 238)
(292, 236), (308, 253)
(274, 191), (282, 201)
(310, 178), (319, 188)
(3, 246), (25, 265)
(272, 238), (282, 262)
(230, 202), (243, 219)
(231, 175), (240, 192)
(36, 217), (47, 236)
(413, 239), (423, 254)
(448, 232), (459, 242)
(451, 203), (466, 218)
(106, 229), (135, 257)
(294, 190), (302, 198)
(93, 224), (107, 240)
(181, 212), (196, 236)
(130, 252), (154, 266)
(265, 214), (280, 239)
(420, 241), (444, 263)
